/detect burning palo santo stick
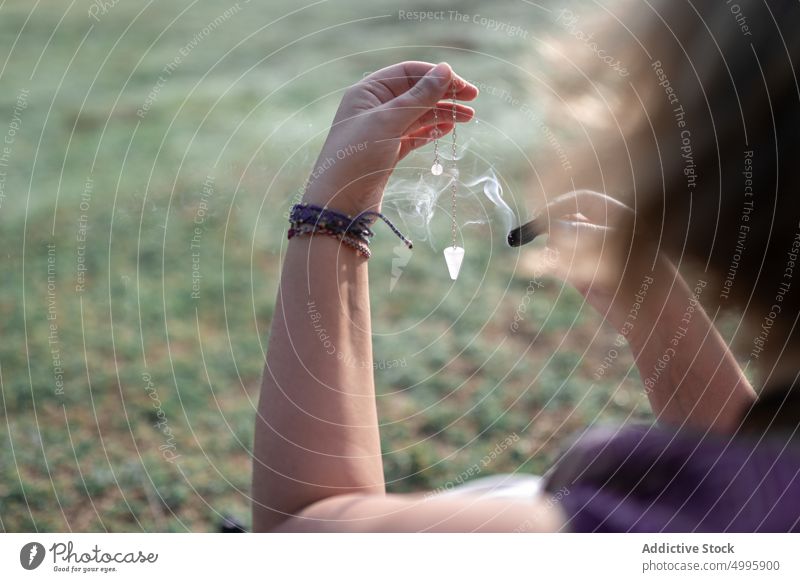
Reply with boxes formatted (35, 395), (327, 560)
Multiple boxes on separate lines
(507, 218), (576, 247)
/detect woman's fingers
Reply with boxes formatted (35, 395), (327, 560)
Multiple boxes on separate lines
(537, 190), (632, 227)
(407, 102), (475, 135)
(398, 123), (454, 160)
(550, 219), (615, 243)
(518, 221), (617, 289)
(378, 62), (479, 133)
(364, 61), (479, 102)
(380, 63), (454, 132)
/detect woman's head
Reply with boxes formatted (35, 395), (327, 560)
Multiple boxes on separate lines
(542, 0), (800, 379)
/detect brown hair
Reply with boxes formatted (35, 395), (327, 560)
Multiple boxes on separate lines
(539, 0), (800, 380)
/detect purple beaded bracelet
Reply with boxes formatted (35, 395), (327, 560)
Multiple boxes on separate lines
(288, 203), (412, 258)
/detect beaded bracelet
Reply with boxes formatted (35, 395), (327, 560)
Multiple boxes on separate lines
(288, 203), (412, 258)
(289, 221), (372, 257)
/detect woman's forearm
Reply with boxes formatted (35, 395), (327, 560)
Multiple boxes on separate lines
(624, 258), (756, 432)
(252, 234), (384, 532)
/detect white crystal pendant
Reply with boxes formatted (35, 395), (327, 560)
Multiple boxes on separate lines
(431, 162), (443, 175)
(443, 246), (465, 280)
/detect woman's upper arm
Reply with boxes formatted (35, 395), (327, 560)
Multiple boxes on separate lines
(270, 492), (566, 533)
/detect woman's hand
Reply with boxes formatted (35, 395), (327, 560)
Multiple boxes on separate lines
(520, 190), (638, 331)
(302, 61), (478, 216)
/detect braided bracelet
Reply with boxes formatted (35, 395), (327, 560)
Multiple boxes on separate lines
(289, 221), (372, 258)
(288, 203), (412, 258)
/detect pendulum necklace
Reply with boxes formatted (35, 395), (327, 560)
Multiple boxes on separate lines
(442, 86), (464, 280)
(431, 108), (443, 176)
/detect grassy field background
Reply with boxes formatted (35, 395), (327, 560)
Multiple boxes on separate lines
(0, 0), (660, 532)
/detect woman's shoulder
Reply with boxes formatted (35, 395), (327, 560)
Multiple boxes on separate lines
(544, 423), (800, 532)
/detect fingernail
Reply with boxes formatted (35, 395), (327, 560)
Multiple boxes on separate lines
(430, 62), (452, 85)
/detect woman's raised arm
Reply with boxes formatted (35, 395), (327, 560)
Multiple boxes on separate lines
(251, 62), (479, 532)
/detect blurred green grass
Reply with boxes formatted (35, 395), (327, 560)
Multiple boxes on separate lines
(0, 0), (652, 531)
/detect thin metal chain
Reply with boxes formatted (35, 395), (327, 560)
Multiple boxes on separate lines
(431, 104), (440, 167)
(450, 85), (458, 249)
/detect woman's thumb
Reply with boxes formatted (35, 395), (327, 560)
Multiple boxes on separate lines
(385, 62), (453, 129)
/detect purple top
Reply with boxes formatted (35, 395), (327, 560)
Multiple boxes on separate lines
(544, 422), (800, 532)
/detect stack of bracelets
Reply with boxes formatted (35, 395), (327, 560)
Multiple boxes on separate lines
(287, 203), (413, 259)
